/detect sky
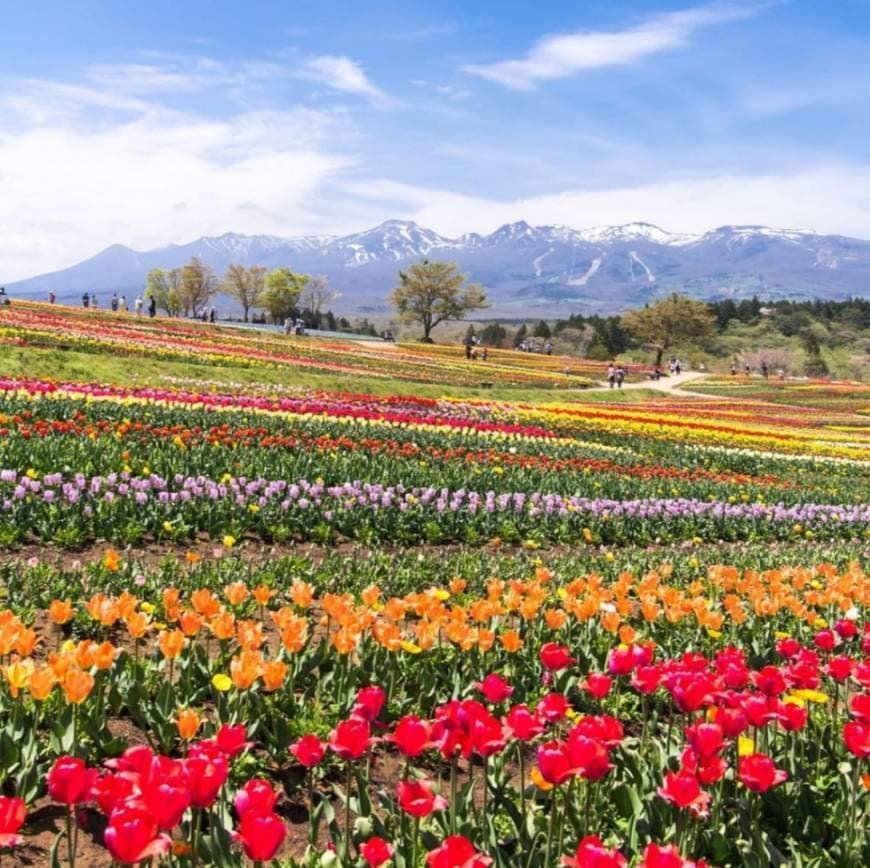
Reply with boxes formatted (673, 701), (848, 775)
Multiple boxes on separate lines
(3, 0), (870, 280)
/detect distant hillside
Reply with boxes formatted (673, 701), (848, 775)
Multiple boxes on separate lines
(6, 220), (870, 316)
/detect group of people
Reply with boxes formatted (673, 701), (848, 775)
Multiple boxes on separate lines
(731, 359), (785, 380)
(667, 357), (684, 375)
(0, 287), (8, 306)
(283, 317), (306, 336)
(464, 335), (489, 361)
(516, 339), (554, 355)
(77, 291), (156, 318)
(606, 363), (627, 389)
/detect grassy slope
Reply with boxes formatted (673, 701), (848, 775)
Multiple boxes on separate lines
(0, 345), (663, 405)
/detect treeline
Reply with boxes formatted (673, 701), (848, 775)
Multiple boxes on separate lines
(144, 259), (343, 327)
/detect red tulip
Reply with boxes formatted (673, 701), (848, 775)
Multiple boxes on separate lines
(91, 773), (136, 817)
(47, 756), (96, 806)
(0, 796), (26, 848)
(607, 646), (635, 675)
(572, 715), (624, 749)
(329, 718), (372, 761)
(427, 834), (493, 867)
(566, 733), (613, 781)
(396, 779), (447, 818)
(562, 835), (627, 867)
(183, 751), (229, 808)
(353, 685), (386, 722)
(143, 774), (192, 832)
(834, 618), (858, 639)
(631, 665), (662, 694)
(754, 666), (786, 696)
(738, 754), (788, 792)
(680, 748), (728, 786)
(742, 694), (778, 729)
(215, 723), (251, 757)
(684, 722), (726, 758)
(477, 673), (514, 704)
(537, 741), (576, 786)
(540, 643), (576, 672)
(813, 629), (839, 652)
(291, 734), (326, 768)
(849, 693), (870, 724)
(667, 674), (713, 713)
(234, 810), (287, 861)
(775, 637), (801, 658)
(777, 701), (808, 732)
(536, 692), (570, 722)
(361, 836), (395, 867)
(712, 706), (749, 738)
(843, 721), (870, 758)
(641, 842), (703, 867)
(583, 673), (612, 699)
(504, 704), (545, 741)
(657, 770), (711, 817)
(235, 778), (278, 818)
(389, 715), (431, 757)
(104, 805), (171, 865)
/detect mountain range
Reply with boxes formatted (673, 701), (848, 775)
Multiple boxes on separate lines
(6, 220), (870, 317)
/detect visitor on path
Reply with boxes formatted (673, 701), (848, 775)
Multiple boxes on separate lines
(616, 366), (625, 389)
(48, 290), (55, 304)
(675, 358), (682, 375)
(731, 360), (737, 375)
(607, 364), (616, 389)
(465, 342), (472, 360)
(482, 346), (488, 361)
(284, 316), (293, 334)
(111, 293), (118, 312)
(0, 287), (7, 306)
(744, 363), (751, 376)
(119, 295), (127, 313)
(545, 341), (553, 356)
(91, 294), (98, 309)
(148, 296), (156, 318)
(82, 292), (89, 308)
(134, 296), (143, 318)
(209, 307), (216, 323)
(761, 361), (769, 379)
(654, 366), (663, 381)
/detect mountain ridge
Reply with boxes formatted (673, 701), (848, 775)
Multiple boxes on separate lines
(6, 220), (869, 316)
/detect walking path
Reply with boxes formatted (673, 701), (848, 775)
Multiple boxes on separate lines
(585, 370), (711, 397)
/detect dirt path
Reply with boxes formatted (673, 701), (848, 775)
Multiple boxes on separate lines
(585, 370), (712, 397)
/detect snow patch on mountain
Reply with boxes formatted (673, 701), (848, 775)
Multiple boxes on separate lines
(629, 251), (655, 283)
(566, 256), (603, 287)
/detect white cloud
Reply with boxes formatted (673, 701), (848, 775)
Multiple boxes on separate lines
(300, 55), (391, 105)
(464, 2), (767, 89)
(343, 168), (870, 240)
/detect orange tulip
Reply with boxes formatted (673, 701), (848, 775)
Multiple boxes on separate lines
(62, 668), (95, 704)
(92, 641), (118, 670)
(230, 650), (261, 689)
(544, 608), (567, 630)
(175, 708), (201, 740)
(280, 617), (308, 653)
(158, 630), (186, 660)
(261, 659), (288, 692)
(13, 627), (39, 658)
(209, 611), (236, 642)
(236, 620), (264, 651)
(48, 599), (74, 625)
(125, 611), (151, 640)
(253, 585), (276, 607)
(28, 666), (56, 701)
(290, 581), (314, 609)
(185, 551), (202, 565)
(224, 582), (249, 607)
(179, 610), (203, 637)
(103, 548), (121, 572)
(191, 589), (220, 618)
(162, 587), (182, 622)
(500, 630), (524, 653)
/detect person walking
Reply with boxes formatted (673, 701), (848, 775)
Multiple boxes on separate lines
(209, 307), (216, 323)
(48, 290), (56, 305)
(110, 293), (118, 312)
(607, 363), (616, 389)
(675, 358), (682, 375)
(119, 295), (127, 313)
(482, 346), (488, 361)
(82, 292), (89, 309)
(148, 296), (156, 318)
(134, 296), (143, 318)
(761, 361), (769, 379)
(91, 294), (98, 309)
(616, 365), (625, 389)
(545, 340), (553, 356)
(731, 360), (737, 376)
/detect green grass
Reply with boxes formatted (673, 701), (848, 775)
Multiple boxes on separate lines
(0, 345), (665, 404)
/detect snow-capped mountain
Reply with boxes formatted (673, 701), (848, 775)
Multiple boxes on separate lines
(6, 220), (870, 316)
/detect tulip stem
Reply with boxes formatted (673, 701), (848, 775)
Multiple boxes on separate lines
(449, 754), (458, 835)
(481, 755), (488, 827)
(544, 789), (558, 868)
(412, 817), (420, 867)
(343, 763), (353, 864)
(65, 806), (75, 868)
(191, 808), (200, 868)
(517, 745), (526, 832)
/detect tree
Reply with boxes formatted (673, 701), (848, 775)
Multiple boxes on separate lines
(621, 293), (715, 367)
(390, 260), (488, 343)
(556, 325), (596, 357)
(513, 323), (528, 347)
(259, 268), (308, 324)
(479, 322), (507, 347)
(222, 264), (267, 322)
(300, 275), (340, 317)
(178, 257), (217, 317)
(145, 268), (181, 316)
(532, 320), (551, 338)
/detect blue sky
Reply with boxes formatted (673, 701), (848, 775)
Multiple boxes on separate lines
(2, 0), (870, 279)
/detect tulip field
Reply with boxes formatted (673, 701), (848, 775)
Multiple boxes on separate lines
(0, 306), (866, 866)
